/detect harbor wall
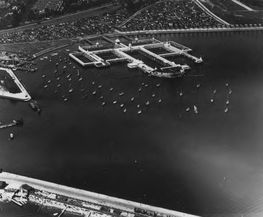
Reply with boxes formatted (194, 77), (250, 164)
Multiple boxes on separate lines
(0, 172), (199, 217)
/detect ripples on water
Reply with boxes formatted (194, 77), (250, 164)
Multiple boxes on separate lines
(0, 31), (263, 217)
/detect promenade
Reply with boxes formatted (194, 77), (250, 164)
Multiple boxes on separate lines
(115, 25), (263, 36)
(0, 172), (199, 217)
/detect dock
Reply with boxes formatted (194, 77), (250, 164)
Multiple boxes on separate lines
(69, 36), (202, 78)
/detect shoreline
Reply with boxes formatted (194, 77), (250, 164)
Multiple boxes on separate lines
(0, 172), (199, 217)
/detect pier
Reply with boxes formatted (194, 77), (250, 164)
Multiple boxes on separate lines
(69, 36), (202, 78)
(0, 172), (200, 217)
(0, 67), (31, 101)
(0, 119), (23, 130)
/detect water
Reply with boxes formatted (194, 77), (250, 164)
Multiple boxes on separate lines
(0, 31), (263, 217)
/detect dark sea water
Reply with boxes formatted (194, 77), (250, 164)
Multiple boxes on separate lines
(0, 31), (263, 217)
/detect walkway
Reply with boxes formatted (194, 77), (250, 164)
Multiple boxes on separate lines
(0, 172), (199, 217)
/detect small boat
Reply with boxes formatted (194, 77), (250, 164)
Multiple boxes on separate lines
(92, 91), (96, 95)
(123, 108), (127, 113)
(63, 98), (68, 102)
(186, 107), (190, 112)
(229, 89), (232, 95)
(78, 77), (83, 81)
(12, 119), (24, 127)
(179, 91), (183, 97)
(110, 87), (114, 91)
(113, 100), (117, 104)
(210, 98), (214, 103)
(145, 101), (150, 106)
(213, 89), (217, 94)
(119, 92), (124, 96)
(196, 84), (201, 88)
(158, 99), (162, 103)
(224, 107), (229, 113)
(152, 94), (156, 98)
(193, 105), (198, 114)
(120, 104), (124, 108)
(9, 133), (14, 140)
(131, 97), (135, 102)
(156, 83), (161, 88)
(102, 102), (106, 106)
(44, 85), (48, 89)
(226, 100), (230, 105)
(137, 110), (142, 115)
(137, 104), (140, 108)
(225, 83), (229, 87)
(98, 85), (102, 89)
(138, 88), (142, 92)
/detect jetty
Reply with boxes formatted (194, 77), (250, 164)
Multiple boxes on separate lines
(0, 67), (31, 101)
(0, 119), (23, 130)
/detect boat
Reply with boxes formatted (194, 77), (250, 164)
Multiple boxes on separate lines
(29, 100), (41, 114)
(193, 105), (198, 114)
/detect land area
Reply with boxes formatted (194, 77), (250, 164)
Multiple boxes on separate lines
(0, 0), (262, 45)
(200, 0), (263, 24)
